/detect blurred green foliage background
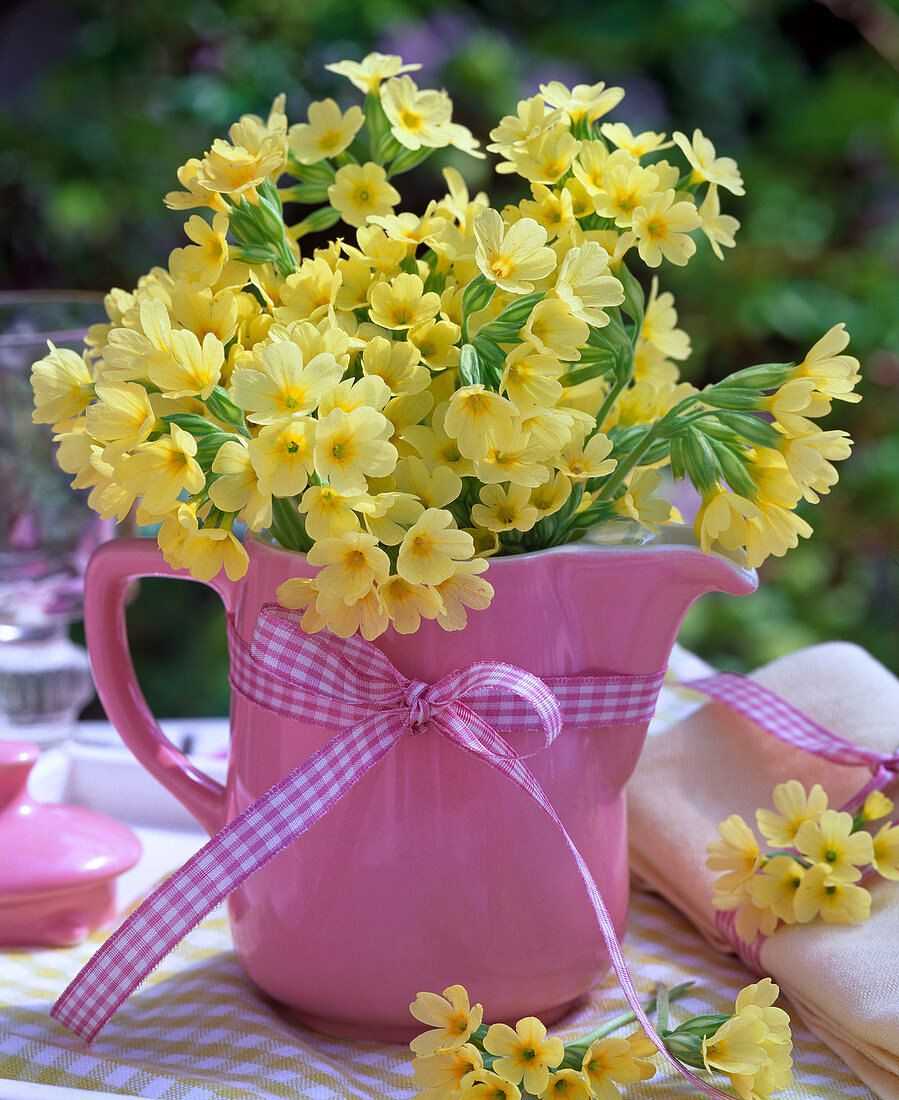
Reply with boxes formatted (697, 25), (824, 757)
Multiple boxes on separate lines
(2, 0), (897, 715)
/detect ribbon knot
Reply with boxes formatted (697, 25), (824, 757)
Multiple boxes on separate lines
(402, 680), (432, 734)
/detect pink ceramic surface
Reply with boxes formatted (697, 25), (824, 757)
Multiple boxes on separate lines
(0, 740), (141, 946)
(84, 531), (756, 1040)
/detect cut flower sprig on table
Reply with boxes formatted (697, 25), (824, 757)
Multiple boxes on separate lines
(31, 51), (861, 639)
(708, 782), (899, 944)
(408, 976), (793, 1099)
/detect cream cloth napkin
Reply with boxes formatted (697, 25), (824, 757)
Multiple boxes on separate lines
(628, 641), (899, 1100)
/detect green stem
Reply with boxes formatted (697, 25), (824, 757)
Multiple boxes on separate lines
(592, 423), (660, 503)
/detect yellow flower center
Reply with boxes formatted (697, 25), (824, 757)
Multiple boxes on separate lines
(286, 441), (299, 454)
(356, 187), (371, 204)
(401, 109), (423, 132)
(491, 257), (514, 279)
(824, 849), (838, 863)
(412, 534), (432, 553)
(331, 442), (346, 458)
(521, 1047), (536, 1062)
(500, 510), (515, 524)
(347, 549), (365, 565)
(644, 217), (666, 240)
(319, 129), (342, 152)
(285, 396), (299, 409)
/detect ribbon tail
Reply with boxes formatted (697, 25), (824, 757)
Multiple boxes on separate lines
(438, 705), (737, 1100)
(51, 714), (402, 1042)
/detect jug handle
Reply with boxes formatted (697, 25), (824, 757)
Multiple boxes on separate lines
(84, 537), (238, 835)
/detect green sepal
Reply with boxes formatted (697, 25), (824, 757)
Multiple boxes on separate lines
(160, 413), (222, 436)
(270, 496), (313, 554)
(364, 93), (390, 157)
(204, 386), (248, 431)
(461, 273), (495, 319)
(388, 146), (433, 176)
(286, 159), (336, 185)
(717, 411), (782, 449)
(294, 206), (342, 234)
(617, 261), (644, 326)
(279, 182), (331, 204)
(717, 361), (796, 389)
(709, 438), (757, 497)
(194, 431), (241, 469)
(700, 386), (763, 411)
(683, 426), (723, 492)
(459, 343), (485, 388)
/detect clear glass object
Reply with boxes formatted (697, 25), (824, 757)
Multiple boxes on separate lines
(0, 291), (113, 744)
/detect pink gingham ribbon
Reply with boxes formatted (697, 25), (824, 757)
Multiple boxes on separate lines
(51, 605), (744, 1098)
(694, 673), (899, 970)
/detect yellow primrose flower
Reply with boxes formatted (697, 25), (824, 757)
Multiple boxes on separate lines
(458, 1070), (521, 1100)
(380, 75), (481, 157)
(553, 242), (624, 328)
(600, 122), (673, 158)
(794, 808), (874, 882)
(631, 190), (702, 268)
(306, 530), (390, 603)
(539, 80), (624, 126)
(501, 346), (565, 411)
(756, 780), (828, 848)
(208, 438), (272, 531)
(164, 157), (230, 214)
(557, 431), (616, 481)
(483, 1016), (564, 1096)
(279, 258), (343, 324)
(792, 323), (861, 403)
(404, 416), (475, 479)
(487, 95), (564, 158)
(694, 485), (761, 554)
(409, 985), (484, 1057)
(279, 580), (388, 641)
(640, 277), (691, 360)
(31, 343), (95, 427)
(581, 1034), (656, 1097)
(249, 417), (316, 498)
(792, 863), (872, 924)
(433, 558), (494, 632)
(613, 468), (676, 527)
(147, 329), (224, 400)
(360, 336), (429, 396)
(288, 98), (364, 165)
(115, 423), (204, 514)
(471, 483), (539, 533)
(673, 129), (745, 195)
(476, 436), (551, 488)
(175, 506), (250, 582)
(776, 428), (852, 504)
(744, 502), (812, 569)
(571, 140), (611, 195)
(444, 384), (517, 461)
(594, 159), (659, 227)
(369, 273), (442, 331)
(85, 381), (157, 458)
(368, 202), (448, 249)
(411, 1043), (484, 1098)
(702, 1013), (769, 1078)
(871, 821), (899, 880)
(328, 162), (401, 229)
(474, 209), (557, 295)
(325, 52), (422, 95)
(747, 855), (805, 924)
(537, 1069), (592, 1099)
(521, 299), (589, 362)
(707, 813), (762, 893)
(171, 283), (239, 345)
(397, 508), (475, 585)
(297, 485), (371, 540)
(408, 318), (462, 371)
(698, 183), (740, 260)
(860, 790), (893, 823)
(393, 455), (462, 510)
(196, 137), (284, 203)
(519, 184), (577, 240)
(314, 405), (397, 494)
(762, 378), (831, 436)
(181, 212), (229, 286)
(735, 978), (792, 1046)
(378, 574), (443, 634)
(230, 342), (342, 424)
(530, 472), (572, 520)
(498, 125), (582, 184)
(318, 375), (392, 417)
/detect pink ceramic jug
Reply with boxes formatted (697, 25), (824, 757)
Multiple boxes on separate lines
(84, 530), (755, 1041)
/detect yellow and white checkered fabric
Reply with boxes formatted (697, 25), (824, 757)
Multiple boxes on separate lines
(0, 889), (875, 1099)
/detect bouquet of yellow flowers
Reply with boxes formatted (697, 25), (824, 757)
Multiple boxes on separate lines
(31, 51), (860, 640)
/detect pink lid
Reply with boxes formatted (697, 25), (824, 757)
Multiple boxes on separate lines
(0, 740), (141, 899)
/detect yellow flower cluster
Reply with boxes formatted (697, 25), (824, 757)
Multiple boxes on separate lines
(707, 782), (899, 943)
(30, 51), (859, 638)
(408, 978), (794, 1099)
